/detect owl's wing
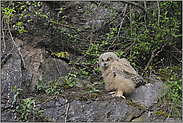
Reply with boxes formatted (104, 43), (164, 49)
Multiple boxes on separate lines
(111, 60), (146, 88)
(118, 58), (137, 75)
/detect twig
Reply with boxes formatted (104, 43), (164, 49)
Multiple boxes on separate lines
(142, 49), (157, 76)
(53, 55), (64, 82)
(122, 1), (147, 15)
(157, 1), (160, 27)
(130, 4), (132, 34)
(107, 4), (128, 51)
(164, 104), (173, 122)
(1, 42), (14, 64)
(65, 103), (70, 122)
(2, 18), (6, 50)
(124, 40), (136, 57)
(142, 41), (169, 76)
(143, 1), (148, 32)
(7, 22), (26, 68)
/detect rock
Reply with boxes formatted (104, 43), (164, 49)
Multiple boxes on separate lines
(43, 108), (55, 121)
(39, 75), (169, 122)
(45, 100), (56, 108)
(131, 111), (166, 122)
(1, 38), (23, 104)
(129, 75), (168, 109)
(40, 57), (70, 83)
(67, 99), (143, 122)
(1, 111), (17, 122)
(53, 105), (67, 122)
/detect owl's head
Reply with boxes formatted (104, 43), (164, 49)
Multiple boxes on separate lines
(99, 52), (119, 69)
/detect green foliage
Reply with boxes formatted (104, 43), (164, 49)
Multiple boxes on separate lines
(11, 85), (23, 105)
(85, 84), (100, 93)
(11, 86), (44, 121)
(37, 77), (61, 95)
(1, 1), (16, 23)
(165, 74), (182, 118)
(2, 1), (181, 73)
(1, 1), (34, 33)
(18, 98), (43, 121)
(157, 65), (182, 119)
(166, 75), (182, 103)
(59, 73), (78, 88)
(51, 51), (70, 58)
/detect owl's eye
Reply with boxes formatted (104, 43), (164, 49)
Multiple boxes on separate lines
(102, 59), (104, 62)
(107, 58), (110, 62)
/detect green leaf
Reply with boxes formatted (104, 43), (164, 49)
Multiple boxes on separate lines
(94, 89), (100, 92)
(23, 30), (28, 32)
(85, 90), (93, 93)
(62, 15), (67, 18)
(132, 13), (135, 18)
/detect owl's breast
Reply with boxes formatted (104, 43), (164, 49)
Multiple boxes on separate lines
(101, 69), (116, 91)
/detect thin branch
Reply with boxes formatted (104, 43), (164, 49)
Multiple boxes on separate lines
(143, 1), (148, 32)
(130, 4), (132, 34)
(65, 103), (70, 122)
(142, 49), (157, 76)
(157, 1), (160, 27)
(7, 22), (26, 68)
(1, 42), (14, 64)
(122, 1), (147, 15)
(107, 4), (128, 51)
(141, 41), (169, 76)
(2, 18), (6, 50)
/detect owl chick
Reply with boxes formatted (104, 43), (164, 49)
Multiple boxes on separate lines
(99, 52), (146, 99)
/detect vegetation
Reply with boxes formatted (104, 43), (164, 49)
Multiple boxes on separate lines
(85, 84), (100, 93)
(59, 73), (78, 88)
(157, 66), (182, 120)
(11, 86), (44, 121)
(1, 1), (182, 121)
(36, 78), (61, 95)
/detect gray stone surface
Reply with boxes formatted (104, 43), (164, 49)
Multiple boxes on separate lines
(1, 38), (23, 105)
(129, 76), (167, 109)
(40, 57), (70, 83)
(63, 99), (143, 122)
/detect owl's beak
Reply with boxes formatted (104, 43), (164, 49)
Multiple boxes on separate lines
(104, 61), (107, 66)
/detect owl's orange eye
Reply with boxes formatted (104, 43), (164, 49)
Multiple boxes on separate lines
(102, 60), (104, 62)
(107, 58), (110, 62)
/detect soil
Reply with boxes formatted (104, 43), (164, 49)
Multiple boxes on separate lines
(27, 84), (127, 105)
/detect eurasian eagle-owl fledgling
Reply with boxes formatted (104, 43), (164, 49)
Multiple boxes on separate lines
(99, 52), (146, 98)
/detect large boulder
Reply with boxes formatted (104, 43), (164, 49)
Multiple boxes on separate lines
(41, 76), (168, 122)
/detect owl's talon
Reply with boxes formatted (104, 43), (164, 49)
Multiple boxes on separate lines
(108, 91), (116, 95)
(111, 94), (126, 99)
(111, 94), (115, 97)
(121, 96), (126, 99)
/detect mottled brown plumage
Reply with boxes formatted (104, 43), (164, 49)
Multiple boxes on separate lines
(99, 52), (146, 98)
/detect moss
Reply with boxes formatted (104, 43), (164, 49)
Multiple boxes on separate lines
(61, 94), (65, 98)
(144, 78), (150, 83)
(126, 100), (147, 112)
(132, 116), (143, 122)
(154, 110), (174, 118)
(79, 97), (88, 101)
(90, 93), (98, 101)
(91, 93), (98, 98)
(63, 85), (70, 89)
